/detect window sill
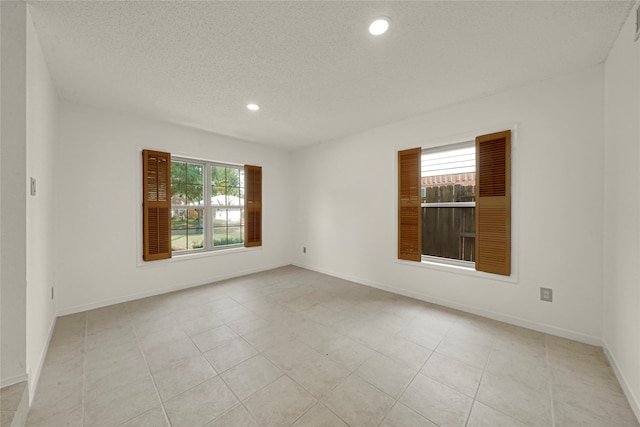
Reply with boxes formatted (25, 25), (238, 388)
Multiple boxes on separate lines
(137, 245), (261, 267)
(395, 257), (518, 284)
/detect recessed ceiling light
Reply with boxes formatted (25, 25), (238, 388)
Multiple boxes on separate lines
(247, 103), (260, 111)
(369, 18), (390, 36)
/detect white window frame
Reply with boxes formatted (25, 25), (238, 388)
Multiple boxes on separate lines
(171, 156), (245, 255)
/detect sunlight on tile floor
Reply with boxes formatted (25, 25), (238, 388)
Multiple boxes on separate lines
(25, 266), (638, 426)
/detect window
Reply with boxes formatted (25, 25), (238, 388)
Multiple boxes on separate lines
(398, 130), (511, 276)
(142, 149), (262, 260)
(171, 159), (247, 253)
(211, 165), (245, 247)
(171, 160), (206, 252)
(421, 142), (476, 266)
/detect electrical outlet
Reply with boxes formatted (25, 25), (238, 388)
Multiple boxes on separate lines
(540, 287), (552, 302)
(30, 177), (36, 196)
(303, 247), (307, 254)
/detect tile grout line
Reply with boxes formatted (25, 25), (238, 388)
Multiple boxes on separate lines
(204, 380), (263, 427)
(311, 397), (349, 427)
(376, 322), (453, 427)
(179, 304), (266, 426)
(304, 370), (355, 426)
(227, 310), (359, 426)
(463, 332), (496, 427)
(278, 374), (320, 427)
(222, 285), (361, 425)
(210, 355), (266, 425)
(124, 304), (172, 426)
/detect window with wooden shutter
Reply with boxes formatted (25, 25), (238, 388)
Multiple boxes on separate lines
(475, 130), (511, 275)
(398, 148), (422, 261)
(143, 150), (172, 261)
(244, 165), (262, 247)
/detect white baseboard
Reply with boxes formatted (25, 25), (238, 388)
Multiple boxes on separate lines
(11, 382), (29, 427)
(292, 262), (602, 346)
(604, 344), (640, 423)
(56, 262), (290, 316)
(0, 374), (28, 389)
(28, 315), (57, 404)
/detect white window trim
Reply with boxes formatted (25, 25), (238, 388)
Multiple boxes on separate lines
(141, 244), (261, 267)
(394, 123), (519, 284)
(422, 254), (475, 269)
(396, 257), (517, 284)
(422, 202), (475, 208)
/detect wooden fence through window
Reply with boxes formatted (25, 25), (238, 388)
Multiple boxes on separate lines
(422, 183), (475, 261)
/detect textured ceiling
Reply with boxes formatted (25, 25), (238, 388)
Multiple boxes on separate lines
(27, 1), (633, 150)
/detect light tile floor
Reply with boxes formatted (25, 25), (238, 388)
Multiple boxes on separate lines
(26, 266), (638, 427)
(1, 381), (27, 427)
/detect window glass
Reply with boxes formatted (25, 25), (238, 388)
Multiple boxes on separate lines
(211, 165), (244, 248)
(422, 207), (475, 261)
(422, 142), (476, 263)
(170, 159), (244, 254)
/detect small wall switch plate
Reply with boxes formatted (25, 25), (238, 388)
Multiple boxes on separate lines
(30, 177), (36, 196)
(540, 287), (553, 302)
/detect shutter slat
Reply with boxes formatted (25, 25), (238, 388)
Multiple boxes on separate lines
(478, 137), (507, 197)
(143, 150), (172, 261)
(398, 148), (422, 261)
(157, 156), (169, 201)
(244, 165), (262, 247)
(475, 131), (511, 275)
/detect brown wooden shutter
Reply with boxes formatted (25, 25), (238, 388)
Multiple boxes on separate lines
(143, 150), (172, 261)
(398, 148), (422, 261)
(245, 165), (262, 247)
(475, 130), (511, 275)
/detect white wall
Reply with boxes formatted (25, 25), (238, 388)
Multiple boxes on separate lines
(1, 1), (28, 387)
(603, 1), (640, 418)
(55, 101), (293, 314)
(293, 65), (606, 343)
(25, 6), (58, 400)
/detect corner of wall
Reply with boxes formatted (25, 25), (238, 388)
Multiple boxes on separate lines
(24, 3), (59, 404)
(1, 0), (28, 388)
(27, 316), (56, 405)
(604, 342), (640, 422)
(603, 1), (640, 422)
